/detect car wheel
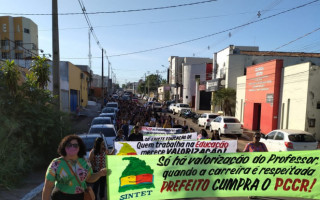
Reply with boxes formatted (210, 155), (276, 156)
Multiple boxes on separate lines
(237, 134), (242, 138)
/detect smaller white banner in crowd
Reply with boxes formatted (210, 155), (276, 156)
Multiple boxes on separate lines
(114, 140), (237, 155)
(141, 126), (182, 134)
(143, 132), (197, 141)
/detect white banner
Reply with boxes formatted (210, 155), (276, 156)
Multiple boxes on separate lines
(141, 126), (182, 134)
(143, 132), (197, 141)
(114, 140), (237, 155)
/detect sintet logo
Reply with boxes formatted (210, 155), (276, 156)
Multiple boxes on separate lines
(117, 143), (137, 155)
(119, 157), (155, 192)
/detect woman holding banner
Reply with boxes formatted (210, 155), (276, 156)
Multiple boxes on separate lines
(42, 135), (107, 200)
(197, 129), (209, 140)
(89, 137), (114, 200)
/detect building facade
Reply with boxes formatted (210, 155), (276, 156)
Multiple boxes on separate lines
(235, 59), (320, 140)
(0, 16), (38, 60)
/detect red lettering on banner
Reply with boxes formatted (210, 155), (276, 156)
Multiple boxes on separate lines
(160, 179), (210, 193)
(195, 141), (229, 148)
(274, 178), (317, 192)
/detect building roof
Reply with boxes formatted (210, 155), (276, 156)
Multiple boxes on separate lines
(240, 51), (320, 58)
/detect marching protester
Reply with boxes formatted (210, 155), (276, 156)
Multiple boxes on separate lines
(182, 120), (189, 133)
(89, 137), (114, 200)
(211, 130), (221, 140)
(115, 129), (126, 141)
(163, 119), (172, 128)
(128, 125), (143, 141)
(42, 135), (107, 200)
(197, 129), (209, 140)
(120, 120), (129, 140)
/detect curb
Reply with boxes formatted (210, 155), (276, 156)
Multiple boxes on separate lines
(21, 182), (43, 200)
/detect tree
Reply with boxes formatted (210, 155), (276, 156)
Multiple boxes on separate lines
(212, 88), (236, 116)
(0, 60), (20, 96)
(146, 74), (162, 93)
(29, 56), (51, 89)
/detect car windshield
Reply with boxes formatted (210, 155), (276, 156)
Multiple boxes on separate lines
(155, 103), (161, 106)
(82, 137), (99, 151)
(107, 104), (117, 108)
(180, 104), (189, 108)
(209, 115), (219, 119)
(92, 119), (111, 125)
(224, 118), (240, 123)
(288, 134), (316, 142)
(89, 127), (116, 137)
(102, 108), (115, 113)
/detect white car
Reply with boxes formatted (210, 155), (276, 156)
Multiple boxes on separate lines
(198, 113), (220, 129)
(99, 113), (116, 126)
(260, 129), (318, 152)
(168, 103), (176, 113)
(79, 133), (107, 159)
(88, 124), (116, 149)
(209, 116), (243, 137)
(106, 102), (119, 111)
(91, 117), (112, 126)
(172, 103), (191, 116)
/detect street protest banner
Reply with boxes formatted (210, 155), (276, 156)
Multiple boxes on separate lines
(106, 151), (320, 200)
(141, 126), (182, 134)
(114, 140), (237, 155)
(143, 132), (197, 141)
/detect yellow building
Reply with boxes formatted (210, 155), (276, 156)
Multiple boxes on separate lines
(0, 16), (38, 60)
(68, 62), (89, 111)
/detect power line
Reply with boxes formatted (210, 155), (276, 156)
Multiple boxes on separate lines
(107, 0), (319, 57)
(0, 0), (217, 16)
(272, 27), (320, 51)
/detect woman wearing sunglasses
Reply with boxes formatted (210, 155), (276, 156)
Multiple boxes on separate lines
(42, 135), (107, 200)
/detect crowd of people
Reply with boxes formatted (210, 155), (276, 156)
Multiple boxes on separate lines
(42, 96), (268, 200)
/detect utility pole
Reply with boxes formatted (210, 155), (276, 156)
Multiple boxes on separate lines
(144, 73), (146, 95)
(108, 61), (110, 96)
(88, 29), (92, 69)
(101, 48), (104, 105)
(52, 0), (60, 110)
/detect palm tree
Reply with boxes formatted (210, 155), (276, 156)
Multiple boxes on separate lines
(29, 56), (50, 89)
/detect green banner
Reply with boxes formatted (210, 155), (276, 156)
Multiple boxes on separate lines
(106, 151), (320, 200)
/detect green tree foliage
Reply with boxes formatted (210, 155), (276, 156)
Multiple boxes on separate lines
(0, 60), (20, 96)
(29, 56), (51, 89)
(0, 58), (70, 188)
(212, 88), (236, 116)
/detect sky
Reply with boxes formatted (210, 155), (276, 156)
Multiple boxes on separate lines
(1, 0), (320, 85)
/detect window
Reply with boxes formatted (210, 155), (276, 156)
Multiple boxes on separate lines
(317, 101), (320, 109)
(15, 40), (23, 49)
(224, 118), (240, 123)
(24, 28), (30, 34)
(308, 119), (315, 128)
(1, 40), (9, 47)
(1, 52), (9, 59)
(274, 132), (284, 140)
(15, 53), (23, 59)
(288, 134), (316, 142)
(266, 131), (276, 140)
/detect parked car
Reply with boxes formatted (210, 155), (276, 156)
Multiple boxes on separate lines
(198, 113), (220, 129)
(152, 102), (162, 112)
(260, 129), (318, 152)
(168, 103), (176, 113)
(146, 101), (154, 108)
(172, 103), (191, 116)
(99, 113), (117, 126)
(112, 94), (119, 99)
(106, 102), (119, 111)
(209, 116), (243, 137)
(91, 117), (112, 126)
(79, 133), (107, 158)
(101, 107), (117, 114)
(192, 113), (201, 124)
(88, 124), (116, 149)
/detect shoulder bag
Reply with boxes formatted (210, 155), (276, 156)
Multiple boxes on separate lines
(64, 159), (95, 200)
